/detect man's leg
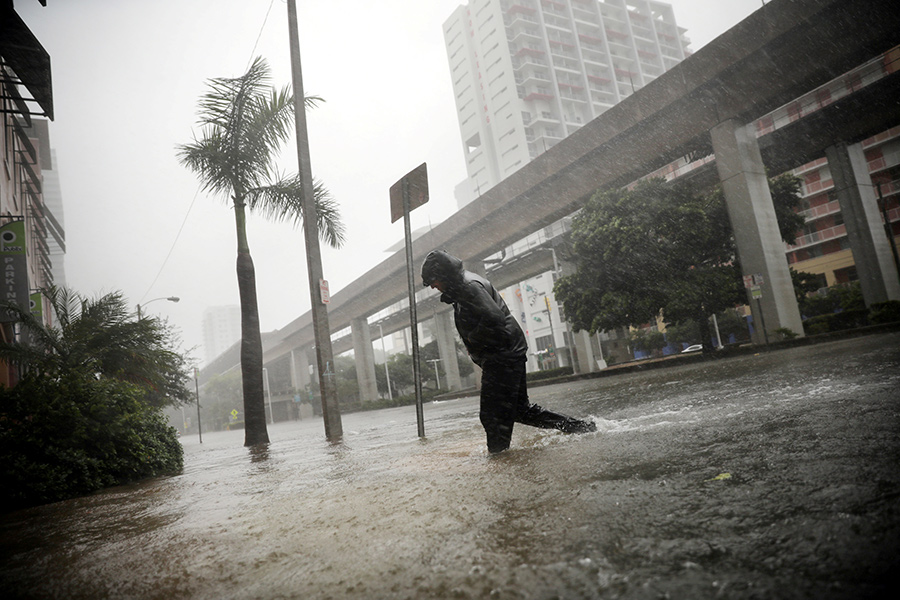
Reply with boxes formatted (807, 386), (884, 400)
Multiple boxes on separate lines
(514, 366), (596, 433)
(479, 363), (519, 453)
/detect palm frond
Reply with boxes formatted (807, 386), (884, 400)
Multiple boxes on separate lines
(246, 176), (346, 248)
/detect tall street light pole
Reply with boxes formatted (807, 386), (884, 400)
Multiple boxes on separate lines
(136, 296), (179, 319)
(286, 0), (342, 442)
(377, 322), (393, 401)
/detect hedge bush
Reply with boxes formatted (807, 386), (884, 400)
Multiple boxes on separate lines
(1, 374), (183, 512)
(802, 308), (870, 335)
(527, 366), (574, 382)
(869, 300), (900, 325)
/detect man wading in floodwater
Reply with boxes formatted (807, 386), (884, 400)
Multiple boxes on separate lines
(421, 250), (596, 454)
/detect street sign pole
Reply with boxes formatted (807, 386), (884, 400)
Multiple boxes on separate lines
(404, 178), (425, 438)
(391, 163), (429, 438)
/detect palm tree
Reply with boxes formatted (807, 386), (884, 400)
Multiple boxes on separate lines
(177, 56), (345, 447)
(0, 287), (192, 407)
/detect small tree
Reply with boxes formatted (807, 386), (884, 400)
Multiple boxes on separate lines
(0, 287), (192, 407)
(0, 288), (186, 510)
(555, 174), (805, 352)
(177, 57), (346, 447)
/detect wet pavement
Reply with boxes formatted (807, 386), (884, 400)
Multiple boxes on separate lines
(1, 332), (898, 599)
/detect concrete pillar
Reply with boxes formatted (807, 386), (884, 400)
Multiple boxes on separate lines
(552, 249), (597, 374)
(290, 347), (311, 392)
(433, 309), (462, 390)
(572, 329), (597, 374)
(351, 316), (379, 404)
(710, 118), (804, 343)
(825, 142), (900, 306)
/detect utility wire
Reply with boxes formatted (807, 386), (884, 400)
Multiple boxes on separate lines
(140, 0), (278, 304)
(246, 0), (277, 70)
(139, 187), (201, 304)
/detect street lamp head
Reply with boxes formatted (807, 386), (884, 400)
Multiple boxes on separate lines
(168, 297), (180, 303)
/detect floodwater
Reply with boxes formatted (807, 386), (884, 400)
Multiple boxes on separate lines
(2, 333), (899, 599)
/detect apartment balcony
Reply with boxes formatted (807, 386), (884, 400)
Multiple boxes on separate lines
(571, 7), (596, 23)
(507, 3), (537, 16)
(509, 27), (542, 43)
(541, 1), (567, 18)
(786, 224), (847, 251)
(516, 71), (551, 86)
(558, 80), (584, 91)
(552, 56), (582, 71)
(513, 56), (550, 70)
(548, 38), (576, 51)
(525, 111), (560, 126)
(516, 46), (546, 58)
(523, 91), (555, 102)
(506, 14), (539, 28)
(605, 28), (630, 43)
(799, 199), (841, 221)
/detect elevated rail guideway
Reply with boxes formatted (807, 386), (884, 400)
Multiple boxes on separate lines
(201, 0), (900, 412)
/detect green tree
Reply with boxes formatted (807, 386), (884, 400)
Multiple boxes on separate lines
(334, 355), (359, 409)
(663, 319), (701, 348)
(0, 287), (192, 407)
(199, 370), (243, 431)
(555, 175), (804, 351)
(386, 353), (416, 396)
(0, 288), (186, 510)
(629, 328), (667, 357)
(177, 57), (346, 447)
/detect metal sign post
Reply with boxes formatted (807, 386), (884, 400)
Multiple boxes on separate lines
(390, 163), (428, 438)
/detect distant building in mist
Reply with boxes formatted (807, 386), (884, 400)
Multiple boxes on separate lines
(202, 305), (241, 365)
(443, 0), (689, 208)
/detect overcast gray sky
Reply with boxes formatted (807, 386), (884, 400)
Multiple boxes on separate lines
(16, 0), (763, 365)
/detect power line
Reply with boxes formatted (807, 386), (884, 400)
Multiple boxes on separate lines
(141, 0), (278, 304)
(139, 187), (200, 304)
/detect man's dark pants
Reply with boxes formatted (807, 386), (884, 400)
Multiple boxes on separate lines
(479, 360), (586, 453)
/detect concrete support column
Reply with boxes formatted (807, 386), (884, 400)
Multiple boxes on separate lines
(290, 347), (311, 392)
(572, 329), (597, 374)
(710, 118), (804, 343)
(553, 249), (598, 374)
(825, 142), (900, 305)
(351, 316), (379, 404)
(433, 309), (462, 390)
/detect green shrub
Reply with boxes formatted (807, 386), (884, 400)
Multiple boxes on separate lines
(527, 366), (574, 382)
(869, 300), (900, 324)
(0, 374), (183, 512)
(802, 308), (870, 335)
(774, 327), (799, 341)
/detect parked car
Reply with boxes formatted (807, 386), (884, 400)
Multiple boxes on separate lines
(681, 344), (703, 353)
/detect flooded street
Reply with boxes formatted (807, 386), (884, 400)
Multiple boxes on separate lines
(2, 332), (898, 599)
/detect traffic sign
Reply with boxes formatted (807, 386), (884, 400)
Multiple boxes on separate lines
(389, 162), (429, 223)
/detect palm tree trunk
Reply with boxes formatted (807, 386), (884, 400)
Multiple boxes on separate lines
(234, 201), (269, 447)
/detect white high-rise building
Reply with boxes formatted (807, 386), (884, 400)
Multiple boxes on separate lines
(443, 0), (689, 370)
(202, 305), (241, 365)
(444, 0), (689, 208)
